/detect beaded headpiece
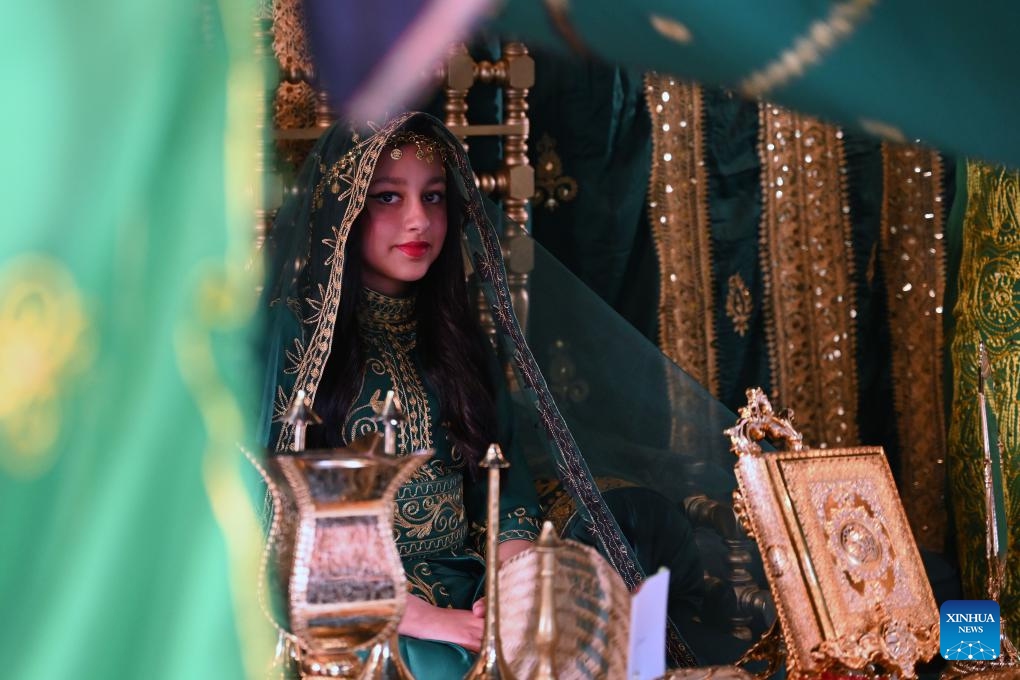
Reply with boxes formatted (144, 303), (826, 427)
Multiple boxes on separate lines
(386, 130), (446, 164)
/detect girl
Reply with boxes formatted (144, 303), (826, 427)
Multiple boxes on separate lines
(263, 114), (541, 675)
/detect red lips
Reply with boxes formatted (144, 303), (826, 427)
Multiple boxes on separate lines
(396, 241), (430, 258)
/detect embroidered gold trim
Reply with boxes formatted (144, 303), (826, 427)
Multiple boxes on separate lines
(359, 288), (416, 327)
(879, 143), (947, 552)
(498, 527), (541, 542)
(948, 161), (1020, 636)
(738, 0), (877, 99)
(644, 74), (716, 394)
(758, 104), (859, 448)
(725, 272), (753, 337)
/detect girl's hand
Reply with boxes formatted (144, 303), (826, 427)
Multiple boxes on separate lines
(398, 595), (485, 652)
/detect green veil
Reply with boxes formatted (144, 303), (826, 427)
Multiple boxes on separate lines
(258, 112), (764, 668)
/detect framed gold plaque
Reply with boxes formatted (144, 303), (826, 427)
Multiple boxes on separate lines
(727, 389), (939, 679)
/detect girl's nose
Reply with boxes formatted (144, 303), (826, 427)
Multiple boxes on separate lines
(404, 199), (429, 232)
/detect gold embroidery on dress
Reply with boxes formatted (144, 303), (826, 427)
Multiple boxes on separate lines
(725, 272), (753, 337)
(303, 283), (327, 326)
(405, 561), (452, 606)
(644, 74), (716, 394)
(758, 104), (859, 448)
(392, 472), (467, 557)
(348, 289), (434, 454)
(879, 143), (947, 552)
(499, 506), (542, 542)
(533, 133), (578, 211)
(394, 489), (462, 540)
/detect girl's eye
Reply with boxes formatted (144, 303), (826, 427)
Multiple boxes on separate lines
(369, 191), (400, 204)
(423, 191), (445, 205)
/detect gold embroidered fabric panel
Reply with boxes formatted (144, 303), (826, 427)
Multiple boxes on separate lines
(879, 143), (947, 552)
(948, 162), (1020, 639)
(757, 104), (859, 448)
(393, 472), (467, 558)
(644, 74), (717, 395)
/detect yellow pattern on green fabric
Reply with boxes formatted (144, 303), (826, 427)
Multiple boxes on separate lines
(0, 254), (93, 475)
(948, 161), (1020, 642)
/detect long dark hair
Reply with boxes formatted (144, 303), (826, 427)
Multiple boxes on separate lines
(310, 145), (497, 475)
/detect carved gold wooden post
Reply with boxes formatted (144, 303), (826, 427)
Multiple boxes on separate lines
(500, 42), (535, 336)
(271, 0), (335, 172)
(443, 42), (535, 335)
(444, 44), (472, 131)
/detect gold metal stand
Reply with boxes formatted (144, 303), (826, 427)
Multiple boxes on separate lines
(360, 634), (414, 680)
(464, 444), (517, 680)
(526, 522), (559, 680)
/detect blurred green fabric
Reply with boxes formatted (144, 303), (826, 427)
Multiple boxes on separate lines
(0, 1), (272, 677)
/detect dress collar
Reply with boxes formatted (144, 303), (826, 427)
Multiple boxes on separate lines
(357, 288), (416, 330)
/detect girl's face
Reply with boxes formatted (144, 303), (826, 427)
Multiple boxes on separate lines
(358, 144), (448, 296)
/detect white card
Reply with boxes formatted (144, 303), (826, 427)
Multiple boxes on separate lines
(626, 567), (670, 680)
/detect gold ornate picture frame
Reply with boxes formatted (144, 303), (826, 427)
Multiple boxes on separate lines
(727, 388), (939, 679)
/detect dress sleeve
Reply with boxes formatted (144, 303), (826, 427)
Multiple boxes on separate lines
(465, 355), (542, 546)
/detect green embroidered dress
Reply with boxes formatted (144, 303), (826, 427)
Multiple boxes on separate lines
(349, 287), (541, 671)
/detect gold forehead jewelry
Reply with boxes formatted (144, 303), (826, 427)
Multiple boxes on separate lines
(386, 131), (445, 165)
